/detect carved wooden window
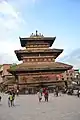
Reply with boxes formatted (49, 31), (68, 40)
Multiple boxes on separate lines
(27, 59), (29, 62)
(48, 58), (51, 61)
(31, 59), (34, 62)
(70, 73), (72, 76)
(36, 59), (38, 61)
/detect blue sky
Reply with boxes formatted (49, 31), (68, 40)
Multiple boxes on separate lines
(0, 0), (80, 63)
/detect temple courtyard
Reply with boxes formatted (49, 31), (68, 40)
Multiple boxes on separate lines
(0, 93), (80, 120)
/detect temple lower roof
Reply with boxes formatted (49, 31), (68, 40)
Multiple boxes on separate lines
(8, 62), (73, 73)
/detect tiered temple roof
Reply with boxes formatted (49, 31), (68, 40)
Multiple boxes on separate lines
(15, 49), (63, 60)
(9, 30), (73, 74)
(10, 62), (72, 73)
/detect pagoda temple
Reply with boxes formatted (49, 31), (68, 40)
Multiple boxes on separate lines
(8, 30), (73, 93)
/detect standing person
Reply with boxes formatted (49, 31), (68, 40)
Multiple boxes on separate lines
(8, 94), (13, 107)
(56, 87), (59, 97)
(54, 89), (56, 96)
(16, 89), (19, 96)
(44, 89), (49, 102)
(37, 91), (42, 102)
(40, 88), (43, 96)
(8, 96), (10, 107)
(12, 91), (15, 106)
(77, 89), (80, 97)
(0, 96), (1, 102)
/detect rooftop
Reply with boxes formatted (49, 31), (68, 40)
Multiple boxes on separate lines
(15, 48), (63, 61)
(19, 30), (56, 47)
(8, 62), (73, 73)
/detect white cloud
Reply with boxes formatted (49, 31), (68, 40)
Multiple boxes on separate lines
(0, 0), (26, 63)
(0, 1), (18, 18)
(0, 0), (39, 64)
(0, 1), (25, 30)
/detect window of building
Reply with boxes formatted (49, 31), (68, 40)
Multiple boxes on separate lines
(44, 58), (47, 61)
(27, 59), (29, 62)
(71, 77), (72, 80)
(66, 73), (69, 76)
(67, 77), (69, 80)
(70, 73), (72, 76)
(56, 77), (58, 80)
(48, 58), (51, 61)
(36, 59), (38, 61)
(62, 78), (64, 80)
(31, 59), (34, 62)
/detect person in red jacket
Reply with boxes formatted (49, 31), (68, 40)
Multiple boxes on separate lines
(44, 89), (49, 102)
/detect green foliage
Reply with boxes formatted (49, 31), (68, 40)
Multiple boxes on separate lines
(10, 63), (17, 70)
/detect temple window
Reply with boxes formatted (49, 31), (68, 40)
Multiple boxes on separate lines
(27, 59), (29, 62)
(39, 58), (42, 61)
(44, 58), (47, 61)
(31, 59), (34, 62)
(48, 58), (51, 61)
(36, 59), (38, 61)
(35, 45), (37, 47)
(66, 73), (69, 76)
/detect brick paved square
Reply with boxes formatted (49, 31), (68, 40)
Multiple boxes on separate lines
(0, 93), (80, 120)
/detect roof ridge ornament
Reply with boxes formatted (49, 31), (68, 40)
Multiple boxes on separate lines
(30, 30), (44, 38)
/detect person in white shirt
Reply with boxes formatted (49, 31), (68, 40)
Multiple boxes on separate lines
(37, 91), (42, 102)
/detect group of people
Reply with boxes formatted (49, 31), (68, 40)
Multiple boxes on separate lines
(8, 89), (19, 107)
(37, 88), (49, 102)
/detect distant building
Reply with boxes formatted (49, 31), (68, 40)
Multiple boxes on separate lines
(0, 64), (15, 91)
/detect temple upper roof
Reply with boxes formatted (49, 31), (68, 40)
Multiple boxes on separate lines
(19, 30), (56, 47)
